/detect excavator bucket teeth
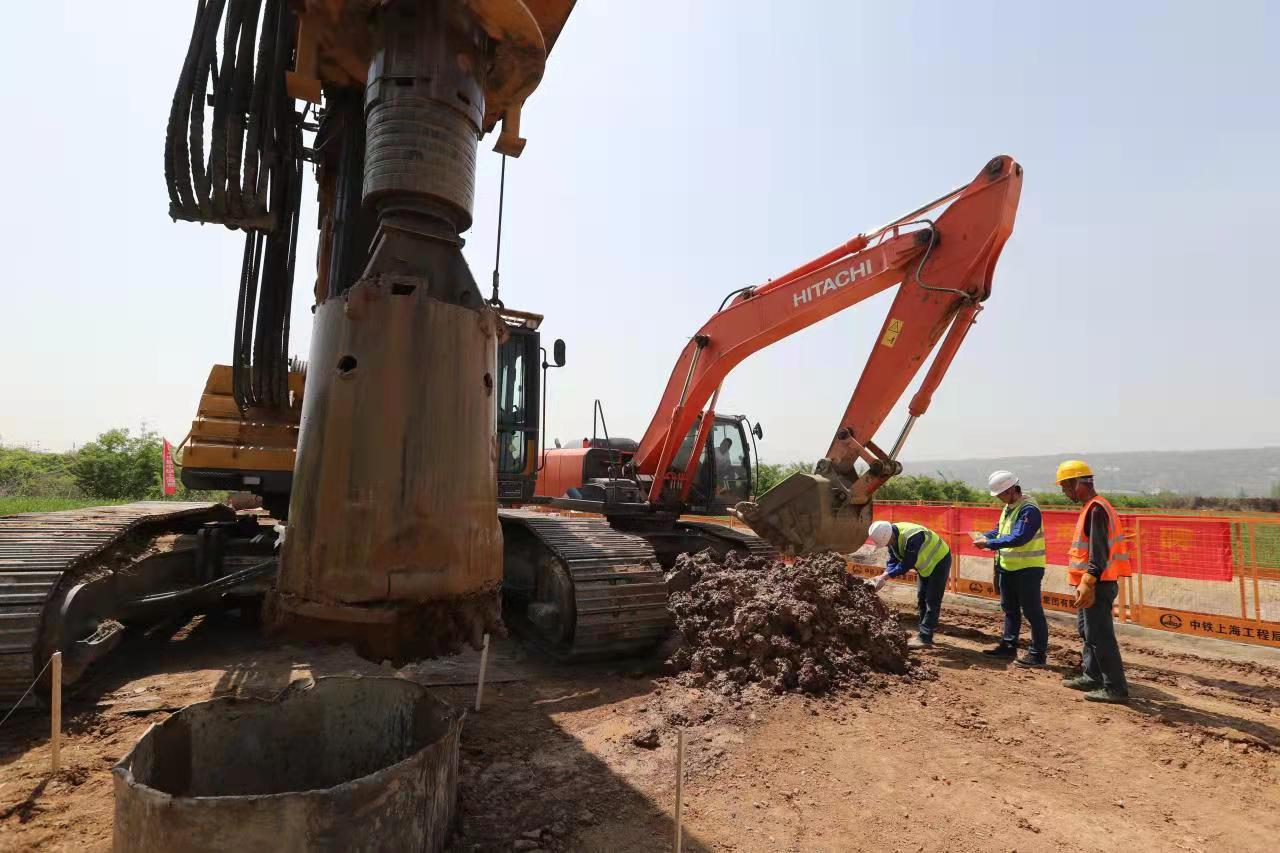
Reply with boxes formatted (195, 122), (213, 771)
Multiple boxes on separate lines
(732, 473), (873, 556)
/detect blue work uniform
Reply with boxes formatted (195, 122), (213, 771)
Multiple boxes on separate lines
(984, 500), (1050, 659)
(886, 524), (952, 645)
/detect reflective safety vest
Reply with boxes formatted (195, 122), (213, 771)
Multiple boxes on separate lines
(1067, 495), (1131, 585)
(893, 522), (951, 578)
(995, 497), (1046, 572)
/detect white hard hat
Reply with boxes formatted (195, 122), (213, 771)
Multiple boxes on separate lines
(987, 470), (1019, 496)
(868, 520), (893, 547)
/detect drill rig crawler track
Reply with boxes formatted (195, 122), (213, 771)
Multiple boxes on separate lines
(0, 502), (272, 706)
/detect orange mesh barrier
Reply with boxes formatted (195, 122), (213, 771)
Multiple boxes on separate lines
(1134, 516), (1233, 581)
(868, 502), (1280, 650)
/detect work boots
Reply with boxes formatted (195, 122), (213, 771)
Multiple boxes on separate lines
(1083, 688), (1130, 704)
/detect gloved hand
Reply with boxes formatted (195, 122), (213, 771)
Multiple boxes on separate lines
(974, 538), (991, 550)
(1074, 573), (1097, 609)
(873, 573), (889, 592)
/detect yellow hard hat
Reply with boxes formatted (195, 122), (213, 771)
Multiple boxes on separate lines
(1055, 459), (1093, 483)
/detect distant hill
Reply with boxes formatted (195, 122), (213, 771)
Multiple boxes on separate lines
(902, 447), (1280, 498)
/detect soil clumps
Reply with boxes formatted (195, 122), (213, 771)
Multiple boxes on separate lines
(665, 550), (910, 694)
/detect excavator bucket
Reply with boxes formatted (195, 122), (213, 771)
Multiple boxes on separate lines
(733, 472), (873, 556)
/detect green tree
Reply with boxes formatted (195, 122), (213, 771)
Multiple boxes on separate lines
(0, 446), (79, 498)
(754, 461), (812, 495)
(70, 428), (164, 499)
(877, 474), (987, 503)
(754, 465), (989, 503)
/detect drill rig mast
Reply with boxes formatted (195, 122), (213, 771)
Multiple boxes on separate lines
(164, 0), (576, 660)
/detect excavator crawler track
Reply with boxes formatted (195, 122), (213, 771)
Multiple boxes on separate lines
(0, 502), (230, 706)
(677, 520), (780, 561)
(499, 510), (672, 659)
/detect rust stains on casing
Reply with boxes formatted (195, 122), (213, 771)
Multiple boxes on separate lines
(270, 278), (504, 661)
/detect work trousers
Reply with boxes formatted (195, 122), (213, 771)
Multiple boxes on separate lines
(1078, 580), (1128, 694)
(916, 555), (951, 643)
(998, 566), (1049, 658)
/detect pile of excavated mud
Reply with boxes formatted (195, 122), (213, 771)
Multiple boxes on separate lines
(665, 550), (909, 695)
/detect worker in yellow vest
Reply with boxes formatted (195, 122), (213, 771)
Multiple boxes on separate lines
(1057, 459), (1131, 703)
(975, 470), (1049, 667)
(869, 520), (951, 649)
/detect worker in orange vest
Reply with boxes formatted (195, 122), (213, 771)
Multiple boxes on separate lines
(1057, 460), (1130, 703)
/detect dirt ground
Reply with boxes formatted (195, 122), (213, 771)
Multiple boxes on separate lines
(1, 590), (1278, 853)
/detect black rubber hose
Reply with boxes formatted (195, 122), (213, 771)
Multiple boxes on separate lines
(242, 0), (275, 215)
(232, 231), (261, 410)
(189, 0), (226, 220)
(208, 0), (245, 222)
(224, 0), (260, 222)
(165, 0), (207, 216)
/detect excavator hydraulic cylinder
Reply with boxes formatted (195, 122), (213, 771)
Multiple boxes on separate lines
(269, 0), (503, 661)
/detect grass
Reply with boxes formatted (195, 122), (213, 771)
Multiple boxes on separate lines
(1235, 521), (1280, 570)
(0, 496), (132, 516)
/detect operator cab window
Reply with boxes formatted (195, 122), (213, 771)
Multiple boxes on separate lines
(711, 421), (750, 501)
(497, 340), (526, 474)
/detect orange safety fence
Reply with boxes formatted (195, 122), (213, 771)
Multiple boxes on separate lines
(865, 501), (1280, 650)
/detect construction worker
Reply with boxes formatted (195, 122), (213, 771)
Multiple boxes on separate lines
(714, 437), (736, 479)
(975, 470), (1049, 667)
(1057, 460), (1131, 703)
(713, 436), (744, 496)
(869, 519), (951, 649)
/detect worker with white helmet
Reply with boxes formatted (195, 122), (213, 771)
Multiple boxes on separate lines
(974, 470), (1049, 667)
(869, 519), (951, 649)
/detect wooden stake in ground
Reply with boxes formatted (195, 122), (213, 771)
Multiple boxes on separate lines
(474, 633), (490, 712)
(50, 652), (61, 774)
(674, 728), (685, 852)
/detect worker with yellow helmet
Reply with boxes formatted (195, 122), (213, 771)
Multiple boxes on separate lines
(1057, 459), (1131, 703)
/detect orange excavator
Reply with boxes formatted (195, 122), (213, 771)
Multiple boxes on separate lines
(501, 155), (1023, 655)
(530, 154), (1022, 545)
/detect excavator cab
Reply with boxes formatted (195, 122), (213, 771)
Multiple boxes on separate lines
(536, 413), (757, 517)
(670, 414), (757, 515)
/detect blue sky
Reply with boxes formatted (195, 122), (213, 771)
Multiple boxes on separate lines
(1, 1), (1277, 464)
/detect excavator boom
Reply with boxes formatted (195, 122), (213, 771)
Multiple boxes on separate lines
(632, 156), (1023, 554)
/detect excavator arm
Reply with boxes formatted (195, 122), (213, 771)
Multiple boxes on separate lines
(631, 155), (1023, 554)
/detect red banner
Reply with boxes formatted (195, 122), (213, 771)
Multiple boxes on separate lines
(1040, 509), (1080, 566)
(1134, 518), (1232, 581)
(875, 504), (956, 539)
(955, 507), (1000, 556)
(162, 439), (177, 496)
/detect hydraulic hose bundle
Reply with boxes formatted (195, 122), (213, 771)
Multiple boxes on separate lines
(165, 0), (302, 411)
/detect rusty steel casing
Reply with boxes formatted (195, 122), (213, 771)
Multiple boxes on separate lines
(113, 677), (462, 853)
(270, 278), (502, 660)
